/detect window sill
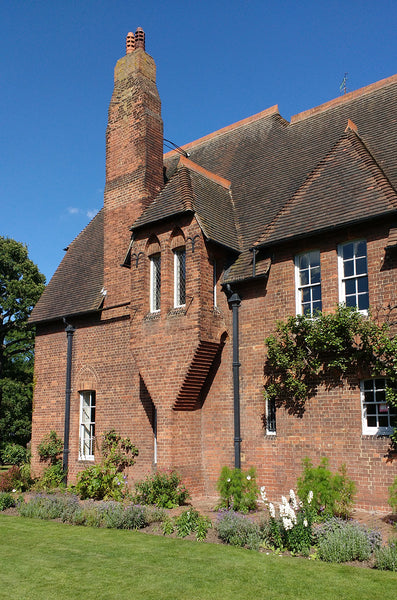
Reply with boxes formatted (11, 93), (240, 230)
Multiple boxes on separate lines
(144, 312), (161, 321)
(78, 456), (95, 462)
(167, 307), (186, 317)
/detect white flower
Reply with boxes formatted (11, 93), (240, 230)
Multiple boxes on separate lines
(260, 486), (267, 503)
(282, 517), (294, 530)
(246, 475), (251, 481)
(307, 490), (313, 505)
(303, 519), (308, 528)
(12, 489), (16, 493)
(289, 489), (298, 510)
(281, 495), (288, 506)
(268, 502), (276, 519)
(227, 478), (231, 483)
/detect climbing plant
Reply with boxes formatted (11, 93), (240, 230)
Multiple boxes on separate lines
(264, 305), (397, 445)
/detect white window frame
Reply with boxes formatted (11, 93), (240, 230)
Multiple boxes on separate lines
(150, 253), (161, 313)
(361, 379), (396, 435)
(338, 240), (369, 313)
(212, 260), (217, 308)
(173, 247), (186, 308)
(295, 250), (322, 317)
(79, 391), (96, 460)
(265, 395), (276, 435)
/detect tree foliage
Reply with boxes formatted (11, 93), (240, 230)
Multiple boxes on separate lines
(264, 305), (397, 444)
(0, 237), (45, 451)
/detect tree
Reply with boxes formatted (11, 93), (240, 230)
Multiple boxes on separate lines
(0, 237), (45, 451)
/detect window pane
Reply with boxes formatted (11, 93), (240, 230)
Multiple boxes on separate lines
(356, 241), (367, 257)
(311, 266), (321, 283)
(312, 300), (322, 313)
(356, 257), (367, 275)
(342, 243), (354, 260)
(366, 403), (376, 415)
(299, 255), (309, 270)
(345, 279), (356, 295)
(344, 260), (354, 278)
(379, 416), (389, 427)
(346, 295), (357, 307)
(367, 416), (377, 427)
(312, 285), (321, 301)
(357, 277), (368, 293)
(358, 293), (369, 311)
(300, 270), (309, 286)
(302, 288), (311, 303)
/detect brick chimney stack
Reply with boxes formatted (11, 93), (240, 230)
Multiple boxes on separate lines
(103, 28), (164, 304)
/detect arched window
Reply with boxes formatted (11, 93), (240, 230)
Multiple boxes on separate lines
(170, 230), (186, 308)
(79, 390), (96, 460)
(147, 237), (161, 313)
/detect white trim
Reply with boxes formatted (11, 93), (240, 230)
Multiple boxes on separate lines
(360, 379), (396, 436)
(295, 250), (322, 317)
(79, 390), (95, 460)
(265, 395), (276, 435)
(173, 248), (186, 308)
(338, 240), (369, 314)
(150, 254), (161, 313)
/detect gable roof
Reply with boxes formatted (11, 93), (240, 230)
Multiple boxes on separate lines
(32, 72), (397, 320)
(165, 74), (397, 255)
(254, 124), (397, 248)
(30, 210), (104, 324)
(132, 158), (241, 251)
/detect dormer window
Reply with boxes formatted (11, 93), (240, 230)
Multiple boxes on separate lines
(174, 247), (186, 307)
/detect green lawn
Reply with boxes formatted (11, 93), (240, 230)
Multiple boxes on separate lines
(0, 515), (395, 600)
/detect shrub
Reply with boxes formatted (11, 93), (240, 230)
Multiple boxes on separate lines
(18, 494), (79, 521)
(1, 443), (28, 466)
(216, 509), (262, 550)
(75, 430), (138, 501)
(261, 488), (313, 555)
(297, 457), (356, 519)
(134, 470), (190, 508)
(0, 465), (23, 492)
(217, 466), (258, 512)
(0, 492), (17, 511)
(37, 431), (63, 465)
(374, 540), (397, 571)
(315, 517), (382, 552)
(388, 476), (397, 513)
(174, 509), (212, 541)
(35, 462), (65, 491)
(100, 502), (148, 530)
(315, 519), (380, 562)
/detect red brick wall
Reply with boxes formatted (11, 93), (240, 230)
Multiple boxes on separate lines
(31, 220), (396, 510)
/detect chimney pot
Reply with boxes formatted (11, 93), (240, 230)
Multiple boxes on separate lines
(126, 32), (135, 54)
(135, 27), (145, 50)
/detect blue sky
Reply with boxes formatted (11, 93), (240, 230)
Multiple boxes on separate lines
(1, 0), (396, 282)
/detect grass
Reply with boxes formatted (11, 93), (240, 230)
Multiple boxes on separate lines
(0, 515), (396, 600)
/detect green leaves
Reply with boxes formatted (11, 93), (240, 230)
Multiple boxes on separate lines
(264, 305), (397, 443)
(0, 236), (45, 451)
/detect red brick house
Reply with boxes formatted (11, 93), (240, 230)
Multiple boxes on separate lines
(30, 29), (397, 510)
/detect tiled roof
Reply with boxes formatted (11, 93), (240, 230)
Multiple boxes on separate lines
(30, 210), (104, 324)
(32, 73), (397, 319)
(165, 75), (397, 253)
(255, 126), (397, 248)
(132, 159), (241, 251)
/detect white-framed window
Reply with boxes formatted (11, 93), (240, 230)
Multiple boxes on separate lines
(295, 250), (322, 316)
(212, 260), (218, 308)
(173, 247), (186, 307)
(79, 391), (96, 460)
(361, 379), (397, 435)
(266, 396), (276, 435)
(338, 240), (369, 312)
(150, 253), (161, 312)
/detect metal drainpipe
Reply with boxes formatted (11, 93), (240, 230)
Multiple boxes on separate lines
(226, 287), (242, 469)
(63, 319), (75, 481)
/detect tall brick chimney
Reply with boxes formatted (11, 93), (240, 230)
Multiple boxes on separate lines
(103, 29), (163, 304)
